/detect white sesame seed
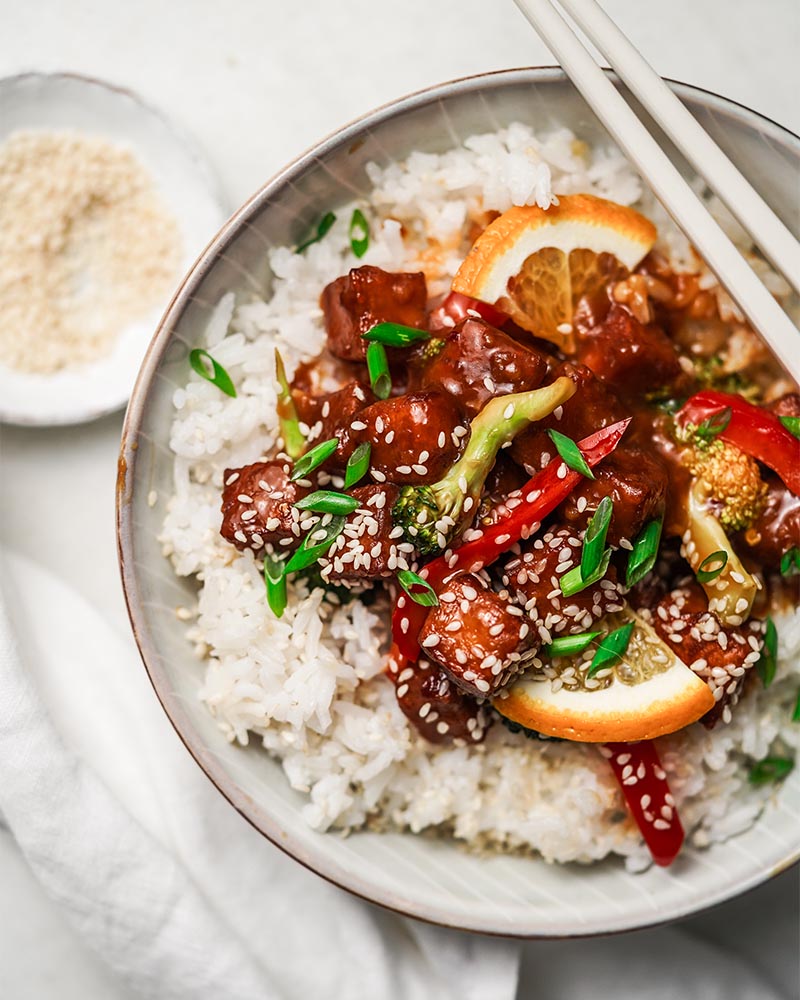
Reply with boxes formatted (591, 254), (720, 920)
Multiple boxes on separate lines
(438, 431), (446, 448)
(422, 634), (441, 648)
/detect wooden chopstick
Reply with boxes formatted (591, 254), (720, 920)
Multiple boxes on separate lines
(513, 0), (800, 384)
(559, 0), (800, 295)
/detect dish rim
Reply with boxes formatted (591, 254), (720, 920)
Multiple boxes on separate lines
(117, 66), (800, 938)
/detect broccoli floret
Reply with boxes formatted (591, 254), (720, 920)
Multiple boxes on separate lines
(682, 438), (768, 532)
(392, 376), (576, 554)
(693, 355), (760, 400)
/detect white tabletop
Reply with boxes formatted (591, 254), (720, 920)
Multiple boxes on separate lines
(0, 1), (798, 997)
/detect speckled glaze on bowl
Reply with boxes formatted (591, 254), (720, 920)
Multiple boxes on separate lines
(117, 68), (800, 937)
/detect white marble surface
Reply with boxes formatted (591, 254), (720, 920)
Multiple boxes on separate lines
(0, 0), (798, 997)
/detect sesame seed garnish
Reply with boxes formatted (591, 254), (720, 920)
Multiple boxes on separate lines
(397, 465), (412, 475)
(372, 469), (387, 482)
(350, 420), (367, 431)
(421, 634), (441, 648)
(438, 431), (446, 448)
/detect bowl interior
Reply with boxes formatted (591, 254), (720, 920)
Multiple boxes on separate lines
(119, 69), (800, 936)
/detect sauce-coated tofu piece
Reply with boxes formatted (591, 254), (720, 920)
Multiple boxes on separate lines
(419, 573), (529, 697)
(343, 391), (468, 485)
(321, 265), (427, 362)
(220, 461), (308, 552)
(388, 654), (492, 744)
(419, 317), (548, 416)
(500, 526), (625, 642)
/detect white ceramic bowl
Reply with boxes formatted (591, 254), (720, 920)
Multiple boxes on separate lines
(118, 69), (800, 936)
(0, 72), (227, 426)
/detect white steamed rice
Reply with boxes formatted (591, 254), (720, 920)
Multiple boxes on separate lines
(160, 124), (800, 871)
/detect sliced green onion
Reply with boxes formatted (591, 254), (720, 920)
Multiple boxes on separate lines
(560, 548), (612, 598)
(189, 349), (237, 398)
(587, 621), (635, 678)
(779, 415), (800, 439)
(366, 341), (392, 400)
(581, 496), (613, 579)
(397, 569), (439, 607)
(547, 429), (595, 479)
(344, 442), (371, 489)
(626, 516), (664, 588)
(362, 322), (431, 348)
(695, 406), (732, 441)
(544, 631), (601, 658)
(274, 348), (305, 459)
(349, 208), (370, 258)
(284, 515), (346, 574)
(696, 549), (728, 583)
(792, 689), (800, 722)
(290, 437), (338, 482)
(780, 547), (800, 577)
(295, 211), (336, 254)
(294, 490), (359, 515)
(748, 756), (794, 786)
(757, 617), (778, 688)
(264, 555), (287, 618)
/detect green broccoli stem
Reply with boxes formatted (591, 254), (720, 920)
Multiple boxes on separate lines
(438, 376), (576, 505)
(274, 348), (306, 460)
(683, 479), (758, 624)
(395, 376), (576, 553)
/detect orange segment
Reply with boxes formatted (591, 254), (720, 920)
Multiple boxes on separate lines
(493, 610), (714, 743)
(452, 194), (657, 350)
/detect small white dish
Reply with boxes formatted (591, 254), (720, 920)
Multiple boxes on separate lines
(0, 72), (228, 427)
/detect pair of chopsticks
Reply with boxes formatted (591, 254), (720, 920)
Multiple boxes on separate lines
(514, 0), (800, 384)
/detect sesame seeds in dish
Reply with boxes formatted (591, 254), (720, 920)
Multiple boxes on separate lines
(161, 124), (800, 871)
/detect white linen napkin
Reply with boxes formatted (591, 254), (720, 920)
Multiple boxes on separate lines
(0, 548), (791, 1000)
(0, 548), (519, 1000)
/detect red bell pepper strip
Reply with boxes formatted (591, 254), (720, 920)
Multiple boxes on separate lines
(676, 390), (800, 496)
(428, 290), (510, 333)
(392, 417), (631, 660)
(602, 741), (685, 866)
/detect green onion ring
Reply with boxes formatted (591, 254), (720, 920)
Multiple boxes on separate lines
(189, 349), (237, 398)
(547, 428), (595, 479)
(366, 341), (392, 400)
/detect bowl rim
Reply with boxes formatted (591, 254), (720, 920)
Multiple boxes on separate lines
(117, 66), (800, 938)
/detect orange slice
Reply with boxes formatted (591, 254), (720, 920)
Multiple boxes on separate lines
(452, 193), (657, 350)
(494, 610), (714, 743)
